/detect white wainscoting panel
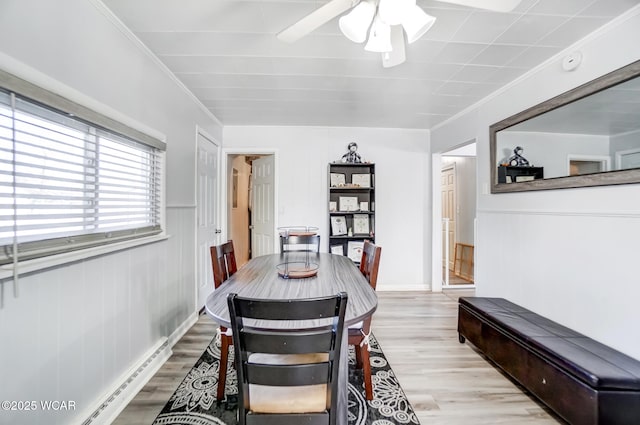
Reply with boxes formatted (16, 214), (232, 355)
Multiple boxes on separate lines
(476, 209), (640, 360)
(0, 225), (200, 425)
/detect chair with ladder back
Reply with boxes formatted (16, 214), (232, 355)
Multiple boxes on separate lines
(228, 291), (347, 425)
(210, 240), (238, 401)
(349, 240), (381, 400)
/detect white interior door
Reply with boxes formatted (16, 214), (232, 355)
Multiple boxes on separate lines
(251, 155), (275, 257)
(196, 132), (220, 310)
(441, 165), (456, 271)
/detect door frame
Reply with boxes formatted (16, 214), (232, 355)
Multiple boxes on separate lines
(441, 162), (457, 273)
(195, 127), (221, 311)
(222, 148), (279, 254)
(615, 147), (640, 169)
(431, 141), (477, 292)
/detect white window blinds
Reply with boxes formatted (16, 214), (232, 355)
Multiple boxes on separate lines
(0, 86), (163, 265)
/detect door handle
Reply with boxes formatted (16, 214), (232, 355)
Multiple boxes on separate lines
(215, 229), (222, 234)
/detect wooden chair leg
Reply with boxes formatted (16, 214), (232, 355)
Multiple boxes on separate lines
(354, 341), (364, 369)
(360, 345), (373, 400)
(217, 334), (230, 401)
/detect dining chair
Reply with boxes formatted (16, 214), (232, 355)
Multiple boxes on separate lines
(349, 240), (381, 400)
(279, 233), (321, 253)
(210, 240), (238, 401)
(228, 292), (348, 425)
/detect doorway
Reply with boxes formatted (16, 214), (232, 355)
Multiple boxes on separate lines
(616, 147), (640, 169)
(434, 142), (477, 290)
(441, 163), (456, 275)
(225, 153), (277, 266)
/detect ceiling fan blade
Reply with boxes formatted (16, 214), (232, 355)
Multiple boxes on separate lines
(277, 0), (359, 43)
(382, 25), (406, 68)
(435, 0), (522, 12)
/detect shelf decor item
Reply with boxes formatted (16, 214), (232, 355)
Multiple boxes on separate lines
(277, 226), (319, 279)
(351, 173), (371, 187)
(330, 216), (347, 236)
(339, 196), (359, 212)
(347, 241), (365, 263)
(353, 214), (369, 235)
(330, 173), (346, 187)
(340, 141), (362, 163)
(328, 162), (375, 262)
(507, 146), (530, 166)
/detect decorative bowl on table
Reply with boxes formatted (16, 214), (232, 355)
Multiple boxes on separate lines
(276, 262), (319, 279)
(277, 225), (320, 278)
(278, 225), (319, 237)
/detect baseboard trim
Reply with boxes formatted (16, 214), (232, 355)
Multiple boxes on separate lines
(168, 311), (200, 347)
(377, 284), (431, 292)
(80, 311), (199, 425)
(79, 337), (171, 425)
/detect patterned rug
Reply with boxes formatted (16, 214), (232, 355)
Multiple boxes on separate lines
(152, 333), (420, 425)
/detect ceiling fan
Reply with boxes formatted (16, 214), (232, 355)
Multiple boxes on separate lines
(277, 0), (522, 68)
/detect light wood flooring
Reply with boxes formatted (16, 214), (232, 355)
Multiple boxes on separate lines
(443, 268), (474, 285)
(113, 290), (563, 425)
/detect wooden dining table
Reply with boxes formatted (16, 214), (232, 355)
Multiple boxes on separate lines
(205, 251), (378, 424)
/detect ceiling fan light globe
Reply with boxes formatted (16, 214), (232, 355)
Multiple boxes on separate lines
(338, 0), (376, 43)
(402, 6), (436, 44)
(364, 16), (393, 53)
(382, 53), (404, 68)
(382, 25), (406, 68)
(378, 0), (416, 25)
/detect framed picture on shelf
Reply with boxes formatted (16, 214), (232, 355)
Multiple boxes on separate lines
(351, 173), (371, 187)
(330, 245), (344, 255)
(339, 196), (359, 212)
(329, 201), (337, 212)
(330, 173), (346, 187)
(353, 214), (369, 235)
(347, 241), (365, 263)
(330, 216), (347, 236)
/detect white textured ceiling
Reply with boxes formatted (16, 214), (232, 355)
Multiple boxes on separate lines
(101, 0), (640, 129)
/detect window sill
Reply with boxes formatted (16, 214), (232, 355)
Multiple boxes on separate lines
(0, 234), (169, 280)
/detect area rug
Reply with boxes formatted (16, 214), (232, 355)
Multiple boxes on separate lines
(152, 333), (420, 425)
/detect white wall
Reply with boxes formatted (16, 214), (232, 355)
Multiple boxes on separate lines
(432, 9), (640, 359)
(0, 0), (222, 423)
(223, 126), (430, 290)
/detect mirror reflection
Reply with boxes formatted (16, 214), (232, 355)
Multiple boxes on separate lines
(491, 59), (640, 193)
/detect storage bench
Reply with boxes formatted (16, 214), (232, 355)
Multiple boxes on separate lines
(457, 297), (640, 425)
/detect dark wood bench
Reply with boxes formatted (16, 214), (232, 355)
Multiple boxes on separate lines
(457, 297), (640, 425)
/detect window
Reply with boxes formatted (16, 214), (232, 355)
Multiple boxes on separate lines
(0, 81), (163, 265)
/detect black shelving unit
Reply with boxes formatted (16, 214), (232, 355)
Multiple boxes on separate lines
(328, 162), (375, 263)
(497, 165), (544, 183)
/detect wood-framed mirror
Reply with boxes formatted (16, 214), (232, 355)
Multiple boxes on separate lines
(490, 59), (640, 193)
